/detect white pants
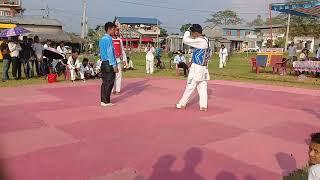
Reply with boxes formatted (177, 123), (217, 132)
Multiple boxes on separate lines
(70, 69), (77, 81)
(128, 60), (134, 68)
(219, 57), (227, 68)
(146, 60), (154, 74)
(113, 63), (122, 92)
(178, 63), (208, 108)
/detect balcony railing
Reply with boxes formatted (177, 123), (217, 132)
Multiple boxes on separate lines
(0, 0), (21, 6)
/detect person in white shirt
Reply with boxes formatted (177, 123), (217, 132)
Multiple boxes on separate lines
(67, 48), (81, 82)
(8, 36), (22, 79)
(57, 41), (68, 59)
(174, 50), (189, 77)
(145, 44), (155, 74)
(125, 56), (134, 70)
(309, 132), (320, 180)
(79, 58), (95, 82)
(316, 44), (320, 60)
(219, 45), (228, 68)
(176, 24), (212, 112)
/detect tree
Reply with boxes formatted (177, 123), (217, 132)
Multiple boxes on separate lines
(180, 23), (192, 33)
(160, 27), (168, 37)
(248, 15), (264, 26)
(206, 10), (243, 26)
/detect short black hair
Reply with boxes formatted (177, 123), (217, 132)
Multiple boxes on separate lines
(311, 132), (320, 144)
(105, 22), (116, 32)
(127, 56), (130, 60)
(83, 58), (89, 62)
(72, 48), (79, 54)
(190, 24), (203, 34)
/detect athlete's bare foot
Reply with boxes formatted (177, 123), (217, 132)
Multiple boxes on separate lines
(200, 107), (208, 112)
(176, 104), (186, 110)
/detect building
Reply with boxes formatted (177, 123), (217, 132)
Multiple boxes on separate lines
(0, 16), (85, 46)
(0, 0), (23, 17)
(114, 16), (161, 49)
(203, 25), (261, 52)
(255, 25), (317, 52)
(254, 25), (286, 47)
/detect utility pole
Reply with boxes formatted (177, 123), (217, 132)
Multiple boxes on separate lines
(81, 0), (88, 39)
(157, 18), (159, 48)
(285, 14), (291, 51)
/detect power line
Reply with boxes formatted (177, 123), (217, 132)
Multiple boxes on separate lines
(117, 0), (268, 14)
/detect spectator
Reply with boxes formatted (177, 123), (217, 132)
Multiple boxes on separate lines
(155, 46), (162, 68)
(288, 42), (297, 64)
(125, 56), (134, 70)
(8, 36), (22, 80)
(174, 50), (189, 77)
(316, 44), (320, 60)
(33, 36), (44, 77)
(145, 44), (155, 74)
(20, 36), (33, 79)
(67, 48), (81, 82)
(79, 58), (95, 82)
(43, 39), (52, 49)
(1, 40), (11, 82)
(300, 49), (308, 61)
(219, 44), (228, 69)
(309, 132), (320, 180)
(57, 41), (68, 59)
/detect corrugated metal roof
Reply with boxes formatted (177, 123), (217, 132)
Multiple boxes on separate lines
(271, 1), (320, 18)
(115, 16), (161, 25)
(0, 16), (62, 27)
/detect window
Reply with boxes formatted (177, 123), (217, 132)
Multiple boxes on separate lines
(0, 10), (11, 16)
(226, 31), (231, 36)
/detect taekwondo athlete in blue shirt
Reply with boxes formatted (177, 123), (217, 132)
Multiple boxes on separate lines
(176, 24), (212, 112)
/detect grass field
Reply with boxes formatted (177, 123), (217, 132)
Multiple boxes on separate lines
(0, 52), (319, 89)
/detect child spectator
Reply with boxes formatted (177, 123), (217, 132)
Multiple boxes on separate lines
(80, 58), (95, 82)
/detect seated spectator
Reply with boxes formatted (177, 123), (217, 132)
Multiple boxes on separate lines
(67, 48), (81, 82)
(309, 132), (320, 180)
(174, 50), (189, 77)
(80, 58), (95, 82)
(300, 49), (308, 61)
(94, 59), (102, 78)
(125, 56), (134, 70)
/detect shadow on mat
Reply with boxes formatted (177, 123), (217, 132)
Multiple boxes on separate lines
(113, 79), (151, 103)
(134, 147), (205, 180)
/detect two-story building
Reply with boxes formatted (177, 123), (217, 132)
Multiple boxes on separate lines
(203, 25), (261, 52)
(0, 0), (23, 17)
(114, 16), (161, 49)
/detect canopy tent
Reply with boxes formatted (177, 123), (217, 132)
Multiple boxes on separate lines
(271, 1), (320, 18)
(269, 1), (320, 50)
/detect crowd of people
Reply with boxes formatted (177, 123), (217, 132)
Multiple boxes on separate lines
(0, 35), (134, 83)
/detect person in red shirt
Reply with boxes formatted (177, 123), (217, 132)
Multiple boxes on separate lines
(112, 27), (127, 94)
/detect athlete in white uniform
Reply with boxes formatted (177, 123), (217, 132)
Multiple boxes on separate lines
(112, 28), (127, 94)
(176, 24), (212, 112)
(219, 45), (228, 68)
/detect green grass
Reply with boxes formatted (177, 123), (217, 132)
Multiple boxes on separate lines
(0, 52), (319, 89)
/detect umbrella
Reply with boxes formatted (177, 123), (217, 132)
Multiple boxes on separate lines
(44, 47), (64, 59)
(0, 27), (30, 37)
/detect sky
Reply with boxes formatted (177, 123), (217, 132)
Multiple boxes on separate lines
(23, 0), (282, 34)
